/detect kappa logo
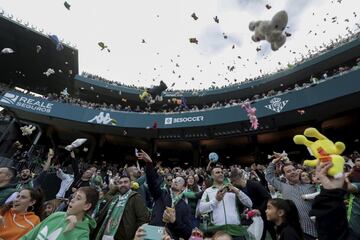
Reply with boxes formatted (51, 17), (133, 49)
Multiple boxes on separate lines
(265, 97), (289, 113)
(0, 93), (19, 104)
(35, 226), (62, 240)
(88, 112), (117, 125)
(164, 117), (173, 125)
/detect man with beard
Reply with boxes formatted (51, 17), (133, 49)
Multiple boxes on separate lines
(16, 148), (54, 190)
(137, 150), (193, 240)
(127, 165), (153, 208)
(65, 151), (95, 198)
(93, 175), (149, 240)
(266, 154), (317, 240)
(199, 167), (252, 240)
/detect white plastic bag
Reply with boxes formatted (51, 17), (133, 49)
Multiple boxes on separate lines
(247, 216), (264, 240)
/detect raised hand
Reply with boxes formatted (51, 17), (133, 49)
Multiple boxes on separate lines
(137, 150), (153, 163)
(64, 215), (77, 232)
(316, 161), (345, 190)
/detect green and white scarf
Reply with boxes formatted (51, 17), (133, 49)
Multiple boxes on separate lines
(170, 189), (183, 208)
(96, 190), (132, 240)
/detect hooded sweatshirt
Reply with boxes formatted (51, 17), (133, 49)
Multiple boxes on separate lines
(0, 208), (40, 240)
(21, 211), (96, 240)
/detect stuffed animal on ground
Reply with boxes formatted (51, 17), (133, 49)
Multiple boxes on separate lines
(249, 10), (288, 51)
(293, 128), (346, 178)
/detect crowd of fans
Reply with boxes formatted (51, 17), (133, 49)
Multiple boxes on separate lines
(43, 59), (360, 114)
(4, 58), (358, 115)
(1, 138), (360, 240)
(80, 30), (360, 95)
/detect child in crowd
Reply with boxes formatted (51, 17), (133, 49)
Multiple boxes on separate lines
(266, 198), (304, 240)
(21, 186), (98, 240)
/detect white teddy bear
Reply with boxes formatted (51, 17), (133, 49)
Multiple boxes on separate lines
(20, 125), (36, 136)
(249, 10), (288, 51)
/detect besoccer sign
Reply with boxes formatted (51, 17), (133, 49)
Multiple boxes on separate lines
(164, 116), (204, 125)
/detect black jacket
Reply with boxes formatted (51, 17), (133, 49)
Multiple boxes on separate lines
(243, 180), (271, 215)
(65, 156), (89, 198)
(276, 222), (302, 240)
(310, 188), (358, 240)
(146, 162), (192, 240)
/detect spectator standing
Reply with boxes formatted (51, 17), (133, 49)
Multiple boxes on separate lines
(93, 175), (149, 240)
(266, 198), (304, 240)
(310, 162), (359, 240)
(199, 167), (252, 240)
(65, 151), (92, 198)
(137, 150), (193, 240)
(230, 168), (276, 240)
(265, 155), (317, 240)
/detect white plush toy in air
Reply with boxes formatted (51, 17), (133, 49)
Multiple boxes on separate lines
(249, 10), (288, 51)
(65, 138), (87, 151)
(60, 88), (70, 97)
(20, 125), (36, 136)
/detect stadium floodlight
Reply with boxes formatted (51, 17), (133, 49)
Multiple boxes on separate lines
(31, 24), (37, 30)
(7, 13), (13, 19)
(16, 18), (22, 23)
(0, 10), (4, 15)
(24, 22), (29, 26)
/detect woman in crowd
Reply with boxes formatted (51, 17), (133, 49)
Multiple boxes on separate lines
(0, 188), (44, 240)
(21, 186), (98, 240)
(43, 199), (61, 219)
(300, 171), (312, 184)
(266, 198), (304, 240)
(183, 174), (203, 227)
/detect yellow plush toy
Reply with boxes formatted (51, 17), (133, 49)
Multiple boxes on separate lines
(139, 90), (150, 101)
(293, 128), (345, 178)
(131, 181), (140, 190)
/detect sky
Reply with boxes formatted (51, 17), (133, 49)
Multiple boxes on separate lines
(0, 0), (359, 90)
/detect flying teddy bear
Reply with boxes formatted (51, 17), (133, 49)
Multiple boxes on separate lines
(293, 128), (346, 178)
(249, 10), (288, 51)
(20, 125), (36, 136)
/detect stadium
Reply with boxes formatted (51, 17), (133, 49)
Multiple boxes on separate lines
(0, 1), (360, 240)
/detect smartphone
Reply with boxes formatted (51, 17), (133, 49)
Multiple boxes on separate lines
(135, 148), (141, 157)
(142, 224), (165, 240)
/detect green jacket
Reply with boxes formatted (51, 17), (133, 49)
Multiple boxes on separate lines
(21, 212), (96, 240)
(0, 184), (17, 205)
(92, 191), (150, 240)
